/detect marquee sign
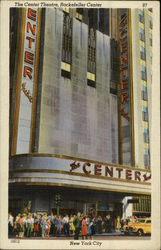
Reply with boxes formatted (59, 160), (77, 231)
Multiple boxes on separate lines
(69, 160), (151, 182)
(16, 8), (39, 153)
(10, 155), (151, 195)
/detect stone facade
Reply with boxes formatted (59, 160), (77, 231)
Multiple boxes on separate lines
(38, 9), (118, 164)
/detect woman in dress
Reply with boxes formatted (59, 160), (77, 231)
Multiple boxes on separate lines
(69, 214), (75, 236)
(46, 218), (51, 237)
(34, 214), (39, 237)
(81, 216), (88, 240)
(86, 216), (92, 239)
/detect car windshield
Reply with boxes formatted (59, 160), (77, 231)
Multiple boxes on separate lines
(137, 219), (145, 223)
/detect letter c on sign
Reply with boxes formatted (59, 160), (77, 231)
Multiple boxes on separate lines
(83, 163), (91, 174)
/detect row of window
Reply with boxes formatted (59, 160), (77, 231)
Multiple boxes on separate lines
(133, 196), (151, 212)
(139, 9), (153, 29)
(61, 11), (118, 92)
(139, 28), (152, 46)
(139, 10), (151, 168)
(61, 12), (96, 88)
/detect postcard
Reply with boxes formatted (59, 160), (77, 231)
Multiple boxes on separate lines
(0, 1), (160, 249)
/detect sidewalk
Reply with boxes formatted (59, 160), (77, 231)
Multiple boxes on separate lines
(9, 231), (124, 239)
(95, 231), (123, 236)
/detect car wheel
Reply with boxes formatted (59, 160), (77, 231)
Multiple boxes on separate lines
(137, 229), (144, 236)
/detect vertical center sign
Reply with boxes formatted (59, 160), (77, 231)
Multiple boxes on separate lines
(119, 9), (133, 165)
(16, 8), (38, 153)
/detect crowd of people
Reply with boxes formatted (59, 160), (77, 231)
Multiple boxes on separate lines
(8, 209), (129, 239)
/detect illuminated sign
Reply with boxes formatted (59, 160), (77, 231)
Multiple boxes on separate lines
(70, 161), (151, 183)
(120, 14), (130, 121)
(16, 8), (38, 153)
(22, 8), (37, 102)
(10, 155), (151, 194)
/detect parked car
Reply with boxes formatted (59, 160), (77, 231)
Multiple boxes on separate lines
(123, 218), (151, 236)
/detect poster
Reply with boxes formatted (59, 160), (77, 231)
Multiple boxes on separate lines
(0, 1), (160, 249)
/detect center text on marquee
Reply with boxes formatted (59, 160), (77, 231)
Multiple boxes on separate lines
(70, 161), (151, 182)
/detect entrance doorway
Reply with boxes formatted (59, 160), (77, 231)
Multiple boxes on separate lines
(84, 202), (97, 216)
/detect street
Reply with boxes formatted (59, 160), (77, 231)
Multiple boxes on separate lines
(9, 234), (151, 241)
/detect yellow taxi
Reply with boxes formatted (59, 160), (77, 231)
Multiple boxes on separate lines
(123, 218), (151, 236)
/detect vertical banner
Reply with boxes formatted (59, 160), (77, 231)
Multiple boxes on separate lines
(119, 9), (134, 166)
(16, 8), (39, 153)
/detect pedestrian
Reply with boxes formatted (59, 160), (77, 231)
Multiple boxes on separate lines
(55, 216), (62, 237)
(19, 214), (25, 238)
(86, 216), (92, 239)
(91, 217), (96, 237)
(15, 214), (21, 237)
(34, 214), (39, 237)
(23, 214), (27, 237)
(69, 214), (75, 235)
(49, 213), (55, 236)
(73, 212), (81, 240)
(88, 208), (96, 219)
(8, 213), (14, 236)
(13, 218), (17, 237)
(81, 216), (88, 240)
(97, 216), (102, 234)
(116, 215), (121, 231)
(26, 214), (33, 237)
(104, 214), (112, 233)
(41, 215), (47, 238)
(46, 218), (51, 237)
(63, 214), (70, 236)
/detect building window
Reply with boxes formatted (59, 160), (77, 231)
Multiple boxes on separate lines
(87, 28), (96, 88)
(141, 72), (147, 80)
(99, 9), (110, 36)
(149, 16), (153, 29)
(76, 8), (83, 21)
(142, 108), (148, 121)
(140, 51), (146, 60)
(140, 46), (146, 60)
(139, 10), (144, 23)
(61, 12), (73, 79)
(141, 65), (146, 72)
(144, 154), (150, 167)
(143, 129), (149, 143)
(149, 33), (152, 46)
(139, 28), (145, 41)
(133, 195), (151, 213)
(142, 88), (148, 101)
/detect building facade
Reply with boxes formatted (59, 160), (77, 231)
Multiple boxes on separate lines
(9, 8), (151, 221)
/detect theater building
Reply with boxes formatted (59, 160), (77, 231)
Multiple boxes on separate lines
(9, 7), (151, 221)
